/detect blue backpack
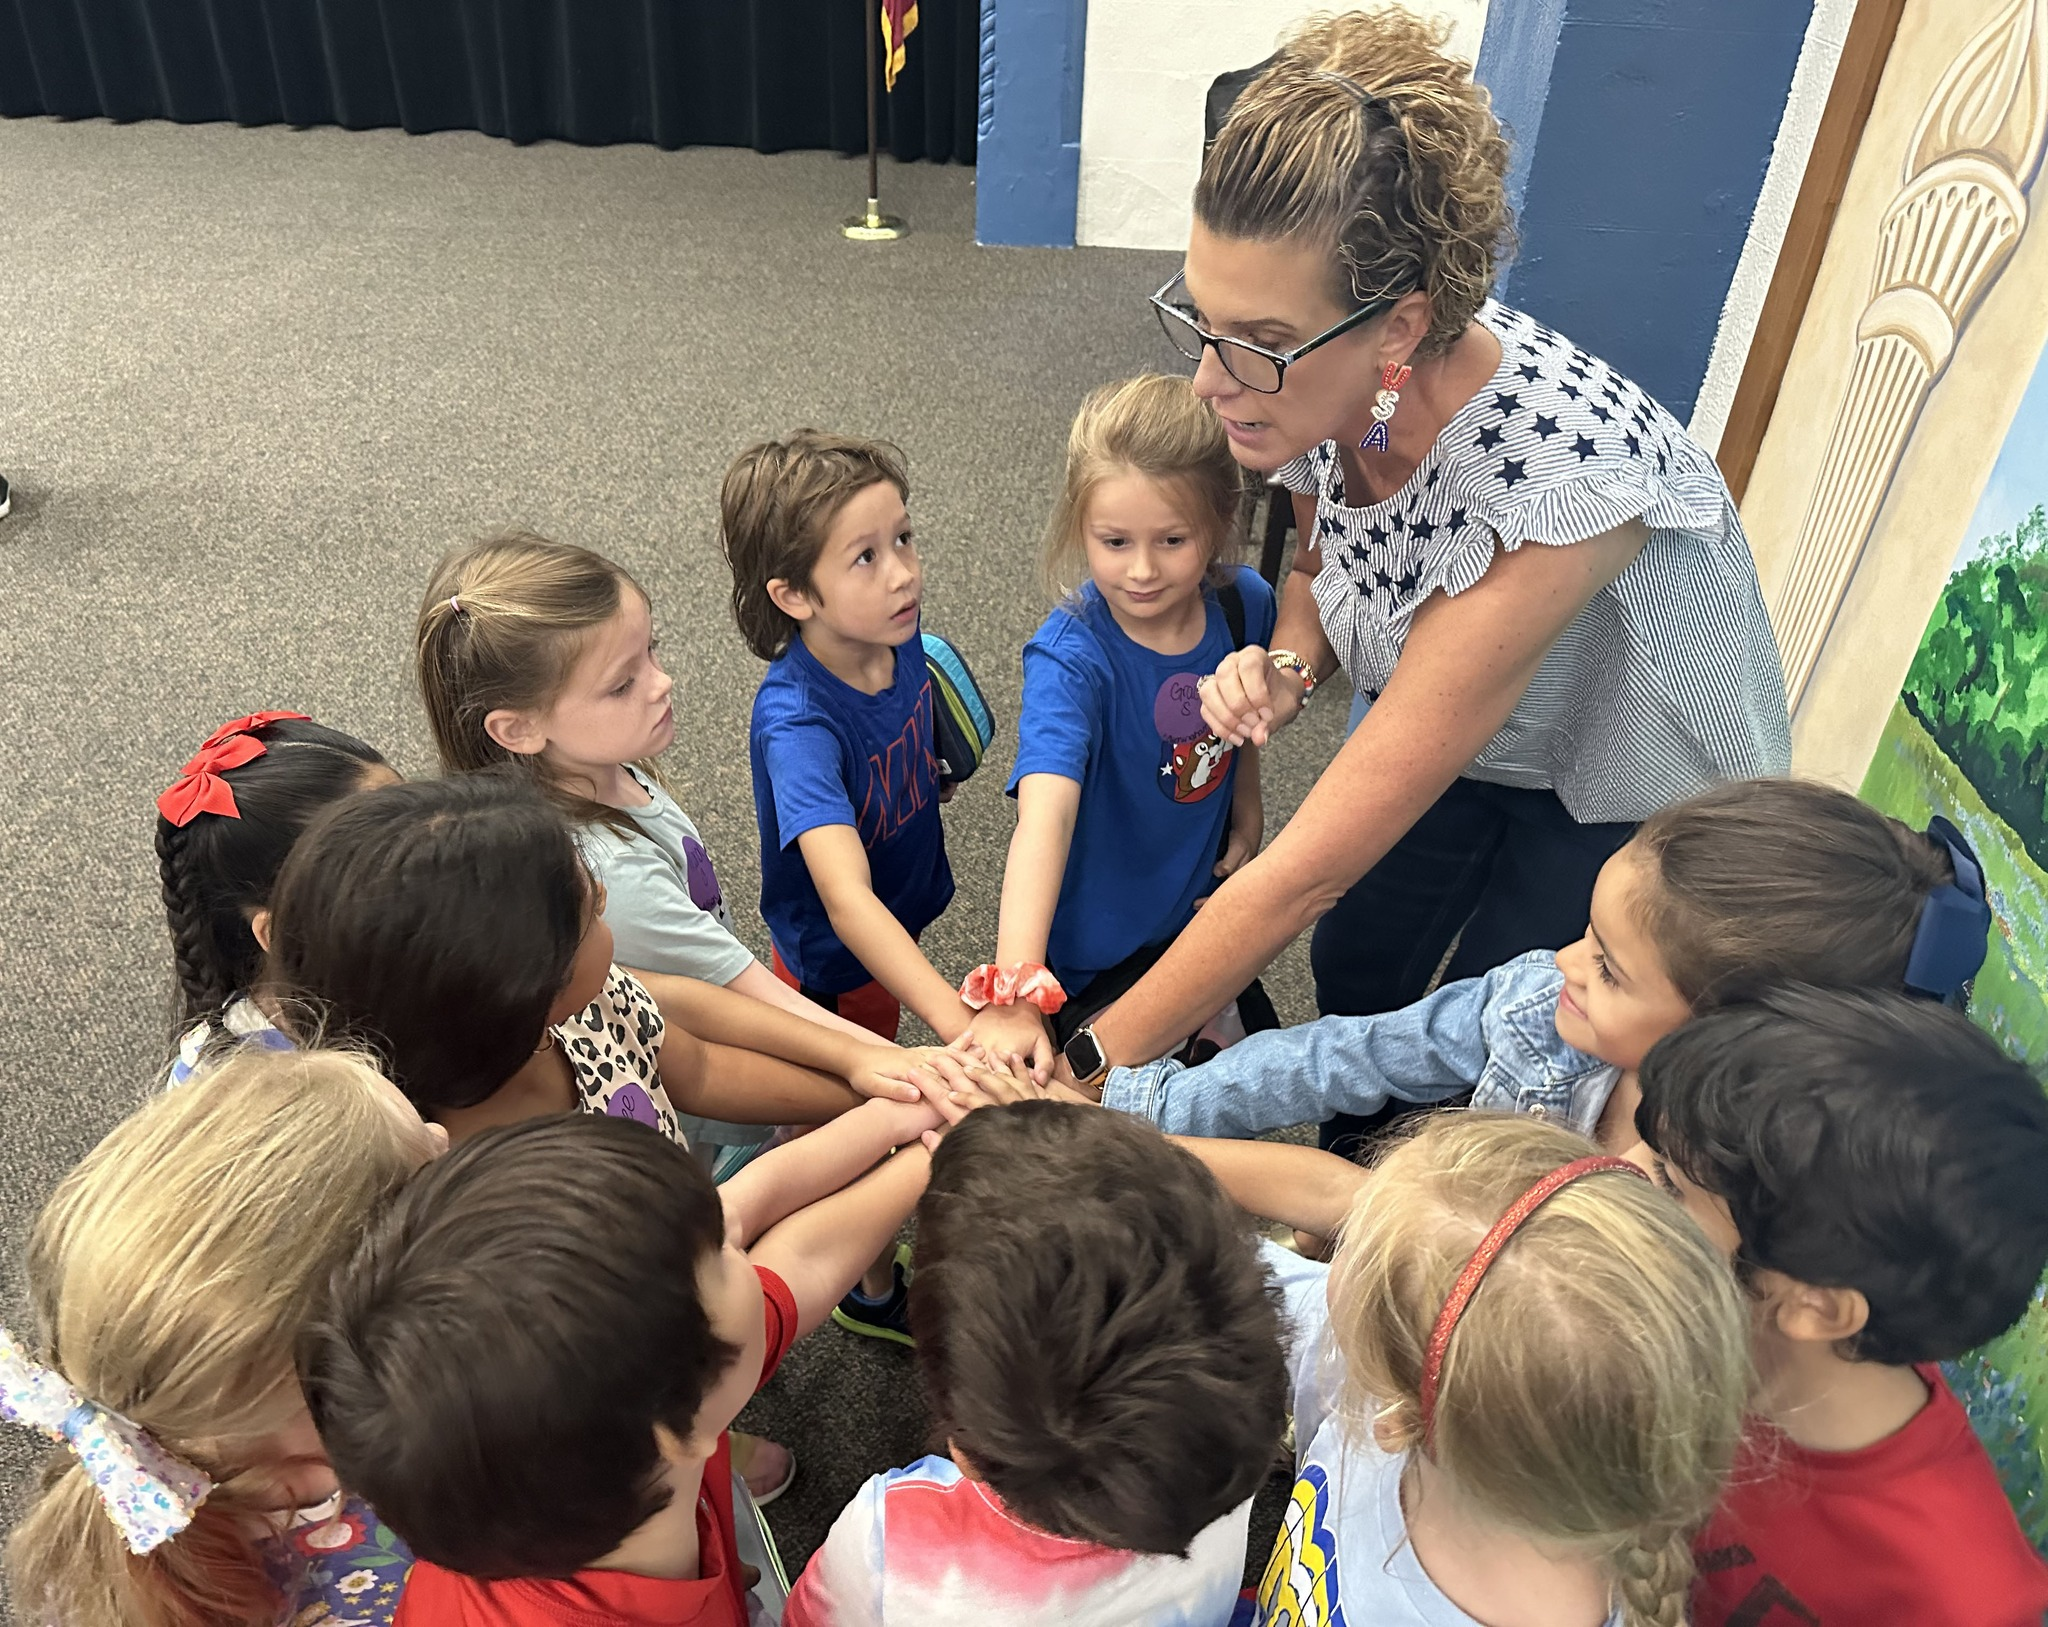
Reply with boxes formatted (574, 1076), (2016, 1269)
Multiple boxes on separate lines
(922, 631), (995, 785)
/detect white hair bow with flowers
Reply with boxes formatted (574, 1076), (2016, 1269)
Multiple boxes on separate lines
(0, 1327), (213, 1554)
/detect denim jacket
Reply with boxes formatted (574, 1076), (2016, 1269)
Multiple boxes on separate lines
(1100, 951), (1621, 1141)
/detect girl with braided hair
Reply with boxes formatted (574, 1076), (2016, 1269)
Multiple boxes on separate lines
(154, 712), (396, 1082)
(1249, 1111), (1752, 1627)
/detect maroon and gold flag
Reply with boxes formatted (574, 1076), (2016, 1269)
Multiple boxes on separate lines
(882, 0), (918, 91)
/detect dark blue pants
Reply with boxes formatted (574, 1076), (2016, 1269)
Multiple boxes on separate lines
(1310, 777), (1637, 1157)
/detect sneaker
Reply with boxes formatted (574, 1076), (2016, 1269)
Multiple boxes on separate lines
(830, 1242), (913, 1346)
(0, 474), (10, 520)
(730, 1431), (798, 1506)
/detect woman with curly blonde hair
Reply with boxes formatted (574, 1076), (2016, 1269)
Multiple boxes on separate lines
(1045, 9), (1791, 1130)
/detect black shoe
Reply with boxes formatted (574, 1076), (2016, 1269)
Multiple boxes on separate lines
(830, 1243), (913, 1346)
(0, 474), (11, 521)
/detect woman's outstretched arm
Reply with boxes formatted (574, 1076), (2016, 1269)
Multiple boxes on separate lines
(1087, 520), (1643, 1066)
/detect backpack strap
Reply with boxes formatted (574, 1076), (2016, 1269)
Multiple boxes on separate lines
(1217, 577), (1247, 651)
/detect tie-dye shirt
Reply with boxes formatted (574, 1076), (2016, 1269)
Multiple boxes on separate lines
(784, 1454), (1249, 1627)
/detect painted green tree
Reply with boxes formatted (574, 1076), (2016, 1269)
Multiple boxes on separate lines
(1903, 504), (2048, 869)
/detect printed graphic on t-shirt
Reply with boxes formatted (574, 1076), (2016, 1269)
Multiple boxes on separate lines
(857, 678), (939, 842)
(1153, 673), (1231, 804)
(1694, 1545), (1820, 1625)
(681, 833), (724, 914)
(1258, 1463), (1345, 1626)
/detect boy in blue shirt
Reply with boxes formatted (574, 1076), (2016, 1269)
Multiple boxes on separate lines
(721, 430), (966, 1041)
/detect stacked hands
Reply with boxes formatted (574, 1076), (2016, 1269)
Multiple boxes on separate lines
(835, 1040), (1097, 1158)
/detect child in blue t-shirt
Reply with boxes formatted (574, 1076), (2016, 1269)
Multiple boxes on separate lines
(721, 430), (966, 1049)
(966, 376), (1274, 1074)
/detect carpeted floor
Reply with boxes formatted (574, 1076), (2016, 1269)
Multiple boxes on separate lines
(0, 116), (1348, 1599)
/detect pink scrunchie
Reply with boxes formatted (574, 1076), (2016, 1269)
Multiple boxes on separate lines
(959, 963), (1068, 1015)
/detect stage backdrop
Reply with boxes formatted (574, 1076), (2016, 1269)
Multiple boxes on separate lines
(0, 0), (976, 163)
(1861, 345), (2048, 1548)
(1739, 0), (2048, 1548)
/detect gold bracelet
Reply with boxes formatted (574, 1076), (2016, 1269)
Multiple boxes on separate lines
(1268, 649), (1319, 703)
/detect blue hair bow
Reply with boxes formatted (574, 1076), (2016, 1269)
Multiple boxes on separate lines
(1905, 816), (1993, 1005)
(0, 1327), (213, 1554)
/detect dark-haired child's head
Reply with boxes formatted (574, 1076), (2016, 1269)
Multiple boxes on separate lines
(1552, 778), (1972, 1070)
(1635, 986), (2048, 1365)
(155, 715), (393, 1022)
(301, 1114), (755, 1579)
(262, 771), (613, 1116)
(909, 1102), (1288, 1556)
(719, 431), (915, 662)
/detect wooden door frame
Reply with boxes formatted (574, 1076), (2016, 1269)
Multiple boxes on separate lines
(1719, 0), (1910, 503)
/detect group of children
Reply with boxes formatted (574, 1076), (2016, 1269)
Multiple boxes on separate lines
(4, 373), (2048, 1627)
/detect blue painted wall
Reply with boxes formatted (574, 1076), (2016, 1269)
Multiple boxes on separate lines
(976, 0), (1088, 247)
(1473, 0), (1567, 226)
(1486, 0), (1812, 420)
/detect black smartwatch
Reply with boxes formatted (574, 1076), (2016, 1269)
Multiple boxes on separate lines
(1062, 1023), (1109, 1088)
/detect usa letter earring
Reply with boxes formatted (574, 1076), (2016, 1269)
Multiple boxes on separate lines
(1360, 362), (1412, 453)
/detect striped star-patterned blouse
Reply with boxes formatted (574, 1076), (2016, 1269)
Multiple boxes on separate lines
(1277, 300), (1791, 825)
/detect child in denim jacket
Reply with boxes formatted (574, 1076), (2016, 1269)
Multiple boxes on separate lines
(1099, 778), (1989, 1156)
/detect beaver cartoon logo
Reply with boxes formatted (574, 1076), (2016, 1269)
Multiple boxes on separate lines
(1256, 1463), (1344, 1626)
(1153, 672), (1231, 805)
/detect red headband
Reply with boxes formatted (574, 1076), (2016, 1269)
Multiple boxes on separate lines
(1418, 1155), (1648, 1449)
(155, 711), (311, 827)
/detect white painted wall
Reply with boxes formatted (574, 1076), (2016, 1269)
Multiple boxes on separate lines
(1075, 0), (1490, 252)
(1688, 0), (1856, 452)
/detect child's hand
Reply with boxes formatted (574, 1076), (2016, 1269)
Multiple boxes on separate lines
(964, 1001), (1056, 1085)
(928, 1052), (1055, 1123)
(846, 1046), (945, 1104)
(857, 1092), (945, 1147)
(1212, 824), (1258, 881)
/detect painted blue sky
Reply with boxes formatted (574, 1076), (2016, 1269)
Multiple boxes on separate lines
(1956, 340), (2048, 568)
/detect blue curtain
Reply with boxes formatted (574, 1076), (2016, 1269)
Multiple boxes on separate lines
(0, 0), (975, 161)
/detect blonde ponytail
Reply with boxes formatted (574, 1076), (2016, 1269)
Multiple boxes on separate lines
(1328, 1113), (1751, 1626)
(5, 1048), (431, 1627)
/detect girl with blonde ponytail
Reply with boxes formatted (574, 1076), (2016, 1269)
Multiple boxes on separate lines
(1247, 1113), (1751, 1627)
(4, 1047), (442, 1627)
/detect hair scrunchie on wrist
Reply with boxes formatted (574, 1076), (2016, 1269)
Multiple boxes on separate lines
(959, 963), (1068, 1016)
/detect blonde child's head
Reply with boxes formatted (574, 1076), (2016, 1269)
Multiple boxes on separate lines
(5, 1048), (438, 1627)
(1328, 1112), (1751, 1627)
(1552, 777), (1972, 1070)
(1041, 374), (1246, 602)
(416, 531), (670, 829)
(719, 431), (911, 662)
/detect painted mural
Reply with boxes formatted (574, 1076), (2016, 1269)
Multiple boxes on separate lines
(1861, 339), (2048, 1547)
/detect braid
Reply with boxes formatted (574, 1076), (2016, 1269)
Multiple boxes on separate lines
(1612, 1526), (1695, 1627)
(156, 817), (233, 1024)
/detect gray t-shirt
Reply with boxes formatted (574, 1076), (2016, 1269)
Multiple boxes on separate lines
(1259, 1240), (1620, 1627)
(577, 766), (754, 988)
(578, 767), (763, 1153)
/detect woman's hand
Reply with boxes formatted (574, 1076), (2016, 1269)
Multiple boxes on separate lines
(1200, 646), (1306, 748)
(962, 1001), (1057, 1084)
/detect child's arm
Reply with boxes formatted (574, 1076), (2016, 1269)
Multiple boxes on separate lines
(724, 957), (896, 1045)
(1211, 744), (1262, 881)
(1169, 1135), (1370, 1239)
(634, 967), (924, 1103)
(656, 1026), (864, 1125)
(720, 1087), (947, 1247)
(965, 772), (1080, 1076)
(749, 1141), (934, 1337)
(796, 823), (977, 1040)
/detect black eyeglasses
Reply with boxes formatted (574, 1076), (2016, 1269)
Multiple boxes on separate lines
(1149, 272), (1399, 394)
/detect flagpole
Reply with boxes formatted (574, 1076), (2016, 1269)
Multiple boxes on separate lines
(843, 0), (906, 240)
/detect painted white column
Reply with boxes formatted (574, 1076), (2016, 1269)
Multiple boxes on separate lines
(1075, 0), (1489, 253)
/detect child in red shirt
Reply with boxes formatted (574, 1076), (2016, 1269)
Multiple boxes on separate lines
(1633, 987), (2048, 1627)
(301, 1093), (951, 1627)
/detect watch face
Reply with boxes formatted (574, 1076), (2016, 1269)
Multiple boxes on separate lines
(1064, 1027), (1106, 1079)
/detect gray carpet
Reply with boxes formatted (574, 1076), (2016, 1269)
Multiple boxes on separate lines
(0, 116), (1349, 1599)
